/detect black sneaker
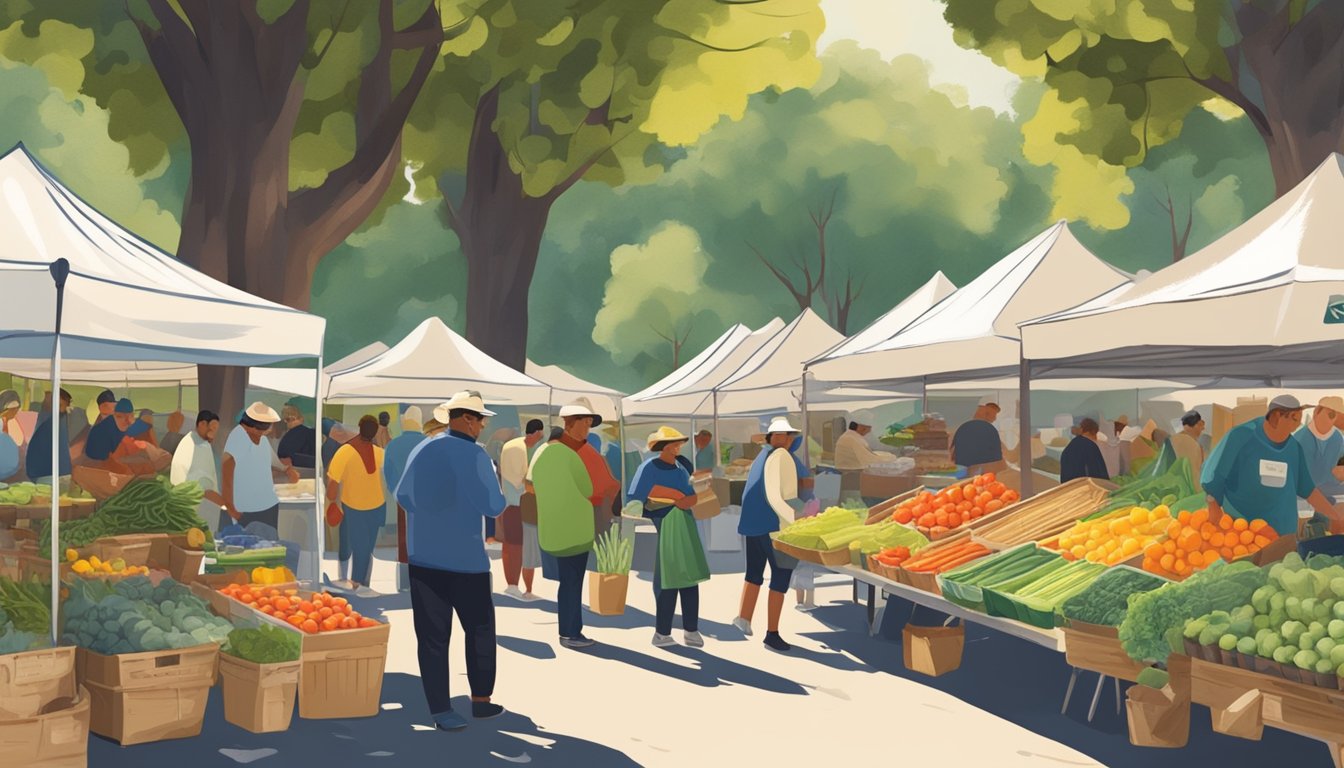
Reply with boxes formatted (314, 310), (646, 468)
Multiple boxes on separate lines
(560, 634), (596, 649)
(472, 702), (505, 719)
(764, 632), (792, 652)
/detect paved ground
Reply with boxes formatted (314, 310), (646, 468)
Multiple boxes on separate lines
(88, 535), (1330, 767)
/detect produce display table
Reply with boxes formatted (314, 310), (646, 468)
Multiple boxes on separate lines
(1189, 657), (1344, 768)
(826, 564), (1066, 652)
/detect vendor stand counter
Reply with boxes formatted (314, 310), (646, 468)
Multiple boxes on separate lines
(825, 563), (1065, 652)
(275, 486), (318, 584)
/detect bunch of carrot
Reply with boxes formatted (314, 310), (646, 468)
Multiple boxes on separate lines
(902, 540), (992, 574)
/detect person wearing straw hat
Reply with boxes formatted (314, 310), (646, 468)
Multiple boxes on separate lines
(532, 398), (615, 649)
(220, 402), (292, 532)
(628, 426), (708, 648)
(734, 416), (803, 653)
(395, 391), (507, 730)
(1203, 395), (1343, 536)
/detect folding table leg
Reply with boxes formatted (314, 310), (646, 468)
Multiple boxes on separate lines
(1087, 674), (1107, 722)
(1060, 668), (1079, 715)
(852, 579), (859, 604)
(866, 583), (876, 628)
(1114, 676), (1122, 715)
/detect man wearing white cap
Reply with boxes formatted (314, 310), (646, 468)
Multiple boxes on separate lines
(827, 411), (892, 478)
(221, 402), (295, 532)
(395, 391), (507, 730)
(1203, 395), (1342, 536)
(733, 416), (803, 653)
(951, 396), (1005, 474)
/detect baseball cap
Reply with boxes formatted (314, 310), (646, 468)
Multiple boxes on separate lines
(978, 395), (1000, 409)
(1268, 394), (1303, 412)
(96, 390), (116, 405)
(1318, 396), (1344, 413)
(114, 398), (135, 414)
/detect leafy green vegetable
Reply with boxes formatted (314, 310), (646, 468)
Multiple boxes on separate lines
(1062, 567), (1167, 626)
(61, 575), (232, 654)
(38, 478), (210, 556)
(1119, 559), (1267, 662)
(1136, 667), (1169, 689)
(224, 625), (301, 664)
(0, 575), (51, 635)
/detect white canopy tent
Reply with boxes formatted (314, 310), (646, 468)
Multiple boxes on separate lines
(0, 145), (326, 639)
(325, 317), (550, 406)
(525, 361), (624, 421)
(1021, 153), (1344, 382)
(807, 271), (957, 382)
(623, 319), (786, 418)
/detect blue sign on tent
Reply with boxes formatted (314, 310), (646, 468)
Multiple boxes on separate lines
(1326, 296), (1344, 324)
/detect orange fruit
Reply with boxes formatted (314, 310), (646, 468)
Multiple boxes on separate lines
(301, 619), (320, 634)
(1233, 518), (1249, 532)
(319, 607), (334, 619)
(1239, 530), (1254, 545)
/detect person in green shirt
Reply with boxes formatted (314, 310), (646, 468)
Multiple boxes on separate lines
(532, 408), (600, 649)
(1202, 395), (1343, 536)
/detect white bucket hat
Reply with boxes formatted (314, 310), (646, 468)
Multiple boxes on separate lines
(433, 391), (497, 423)
(765, 416), (800, 435)
(244, 402), (281, 423)
(558, 397), (603, 427)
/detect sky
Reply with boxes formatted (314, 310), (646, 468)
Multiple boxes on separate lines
(818, 0), (1021, 113)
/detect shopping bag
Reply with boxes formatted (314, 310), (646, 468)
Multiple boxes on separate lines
(658, 509), (710, 589)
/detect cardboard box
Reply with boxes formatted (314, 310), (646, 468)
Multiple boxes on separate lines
(690, 481), (721, 521)
(0, 684), (90, 768)
(903, 623), (964, 677)
(77, 645), (217, 746)
(219, 655), (300, 734)
(0, 646), (76, 720)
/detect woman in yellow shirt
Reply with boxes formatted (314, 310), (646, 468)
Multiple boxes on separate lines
(327, 415), (386, 596)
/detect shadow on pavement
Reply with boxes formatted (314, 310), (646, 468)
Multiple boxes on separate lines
(497, 634), (559, 660)
(800, 595), (1327, 768)
(583, 642), (807, 695)
(88, 673), (642, 768)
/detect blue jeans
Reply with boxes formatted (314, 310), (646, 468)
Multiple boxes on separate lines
(555, 553), (589, 638)
(342, 503), (385, 586)
(651, 513), (699, 635)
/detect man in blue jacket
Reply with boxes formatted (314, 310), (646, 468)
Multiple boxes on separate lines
(396, 391), (506, 732)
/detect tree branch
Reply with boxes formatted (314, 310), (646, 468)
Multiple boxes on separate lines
(287, 0), (444, 264)
(748, 241), (808, 308)
(665, 28), (776, 54)
(309, 0), (353, 70)
(130, 0), (208, 122)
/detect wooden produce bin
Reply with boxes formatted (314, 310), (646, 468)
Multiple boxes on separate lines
(297, 622), (391, 720)
(219, 654), (301, 734)
(76, 644), (218, 746)
(970, 478), (1114, 549)
(864, 487), (924, 525)
(903, 623), (964, 677)
(1190, 657), (1344, 766)
(0, 646), (77, 719)
(1064, 623), (1150, 683)
(0, 684), (91, 768)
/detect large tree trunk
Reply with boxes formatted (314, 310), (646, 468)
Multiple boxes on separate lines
(1229, 1), (1344, 197)
(452, 87), (555, 370)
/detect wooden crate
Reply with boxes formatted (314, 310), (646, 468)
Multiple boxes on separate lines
(1190, 657), (1344, 764)
(1063, 624), (1150, 683)
(771, 538), (850, 566)
(895, 530), (996, 594)
(970, 478), (1115, 549)
(297, 622), (391, 720)
(0, 684), (90, 768)
(77, 645), (218, 746)
(0, 646), (77, 720)
(864, 487), (925, 525)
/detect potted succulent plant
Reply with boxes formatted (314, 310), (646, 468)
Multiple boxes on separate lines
(589, 525), (633, 616)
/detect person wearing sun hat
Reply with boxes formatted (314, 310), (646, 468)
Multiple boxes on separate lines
(557, 398), (622, 573)
(220, 402), (293, 532)
(532, 397), (617, 649)
(395, 391), (507, 730)
(628, 426), (709, 648)
(734, 416), (804, 653)
(1203, 394), (1343, 536)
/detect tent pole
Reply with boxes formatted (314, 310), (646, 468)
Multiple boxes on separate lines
(177, 382), (183, 411)
(47, 259), (70, 646)
(800, 373), (810, 469)
(313, 349), (325, 587)
(690, 416), (698, 471)
(618, 401), (627, 496)
(1019, 355), (1034, 499)
(712, 391), (721, 471)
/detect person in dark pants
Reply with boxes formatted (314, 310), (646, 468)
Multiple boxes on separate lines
(395, 391), (507, 732)
(1060, 418), (1110, 482)
(628, 427), (705, 648)
(734, 417), (803, 652)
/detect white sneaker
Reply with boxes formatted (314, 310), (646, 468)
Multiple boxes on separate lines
(795, 602), (818, 613)
(503, 586), (526, 599)
(354, 586), (382, 599)
(652, 632), (676, 647)
(519, 592), (541, 602)
(683, 631), (705, 648)
(732, 617), (753, 636)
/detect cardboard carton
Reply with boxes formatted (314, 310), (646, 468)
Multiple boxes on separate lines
(0, 647), (76, 720)
(903, 623), (964, 677)
(219, 654), (300, 734)
(77, 645), (217, 746)
(0, 684), (90, 768)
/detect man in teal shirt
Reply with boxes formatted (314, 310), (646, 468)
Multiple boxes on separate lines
(1202, 395), (1342, 536)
